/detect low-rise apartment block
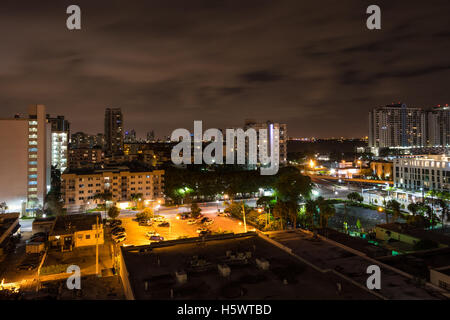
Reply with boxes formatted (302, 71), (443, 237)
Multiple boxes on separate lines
(62, 166), (164, 212)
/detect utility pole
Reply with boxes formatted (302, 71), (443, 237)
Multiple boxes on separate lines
(241, 202), (247, 233)
(96, 215), (99, 276)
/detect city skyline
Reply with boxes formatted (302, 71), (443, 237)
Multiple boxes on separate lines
(0, 1), (449, 138)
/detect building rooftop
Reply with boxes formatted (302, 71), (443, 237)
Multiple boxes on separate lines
(121, 233), (376, 300)
(63, 164), (161, 175)
(50, 213), (101, 236)
(377, 223), (450, 246)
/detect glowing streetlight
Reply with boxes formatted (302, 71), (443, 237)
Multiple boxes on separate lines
(309, 159), (316, 169)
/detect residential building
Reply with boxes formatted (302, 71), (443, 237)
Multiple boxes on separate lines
(394, 154), (450, 192)
(369, 103), (426, 148)
(244, 120), (288, 166)
(104, 108), (124, 155)
(51, 131), (68, 172)
(0, 104), (51, 215)
(370, 161), (393, 180)
(124, 129), (137, 143)
(146, 130), (155, 142)
(428, 105), (450, 147)
(48, 213), (104, 251)
(68, 147), (104, 169)
(70, 132), (105, 149)
(61, 166), (164, 212)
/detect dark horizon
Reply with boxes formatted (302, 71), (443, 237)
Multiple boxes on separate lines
(0, 0), (449, 138)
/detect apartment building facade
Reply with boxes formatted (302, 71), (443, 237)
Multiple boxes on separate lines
(0, 104), (51, 215)
(369, 103), (426, 148)
(394, 155), (450, 192)
(62, 166), (164, 212)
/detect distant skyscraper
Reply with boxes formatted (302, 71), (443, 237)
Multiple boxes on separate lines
(104, 108), (124, 155)
(146, 130), (155, 142)
(368, 103), (426, 148)
(47, 115), (70, 172)
(427, 105), (450, 147)
(243, 120), (288, 166)
(0, 104), (51, 215)
(124, 129), (137, 143)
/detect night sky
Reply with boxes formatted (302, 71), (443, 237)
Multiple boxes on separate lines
(0, 0), (449, 138)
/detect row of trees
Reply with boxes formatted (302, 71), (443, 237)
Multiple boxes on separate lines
(220, 167), (339, 231)
(163, 164), (280, 204)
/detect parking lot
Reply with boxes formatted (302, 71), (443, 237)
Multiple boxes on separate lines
(116, 209), (247, 247)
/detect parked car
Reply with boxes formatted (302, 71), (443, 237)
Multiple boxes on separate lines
(146, 231), (160, 237)
(196, 227), (208, 234)
(204, 219), (214, 226)
(112, 232), (126, 239)
(158, 222), (170, 227)
(138, 219), (152, 226)
(153, 216), (165, 222)
(17, 263), (36, 271)
(111, 227), (125, 234)
(110, 220), (122, 227)
(187, 219), (197, 225)
(217, 212), (230, 217)
(114, 235), (127, 243)
(149, 235), (164, 242)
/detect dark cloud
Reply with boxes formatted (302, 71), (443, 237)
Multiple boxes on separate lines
(240, 71), (284, 83)
(0, 0), (448, 139)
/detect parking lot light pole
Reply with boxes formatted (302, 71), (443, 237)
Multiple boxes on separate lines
(96, 215), (99, 276)
(241, 202), (247, 233)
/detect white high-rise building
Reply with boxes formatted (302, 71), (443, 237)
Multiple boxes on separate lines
(427, 105), (450, 147)
(0, 104), (51, 215)
(51, 131), (68, 172)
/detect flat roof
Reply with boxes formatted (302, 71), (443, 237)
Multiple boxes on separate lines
(269, 230), (447, 299)
(50, 213), (101, 236)
(377, 223), (450, 246)
(121, 234), (376, 300)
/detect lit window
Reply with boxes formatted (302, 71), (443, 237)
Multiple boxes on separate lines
(28, 181), (37, 185)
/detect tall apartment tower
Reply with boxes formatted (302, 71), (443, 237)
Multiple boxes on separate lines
(104, 108), (124, 155)
(243, 119), (288, 165)
(427, 105), (450, 147)
(368, 103), (426, 148)
(0, 104), (51, 215)
(47, 115), (70, 172)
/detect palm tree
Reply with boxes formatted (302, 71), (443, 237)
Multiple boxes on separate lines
(386, 199), (401, 223)
(130, 193), (144, 209)
(305, 199), (318, 229)
(317, 198), (336, 229)
(94, 191), (113, 219)
(407, 203), (419, 216)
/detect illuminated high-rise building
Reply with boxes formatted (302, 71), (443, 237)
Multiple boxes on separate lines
(104, 108), (124, 155)
(0, 104), (51, 215)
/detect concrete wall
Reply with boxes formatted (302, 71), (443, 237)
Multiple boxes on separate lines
(375, 227), (420, 245)
(118, 248), (135, 300)
(430, 267), (450, 290)
(0, 119), (28, 212)
(74, 228), (104, 247)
